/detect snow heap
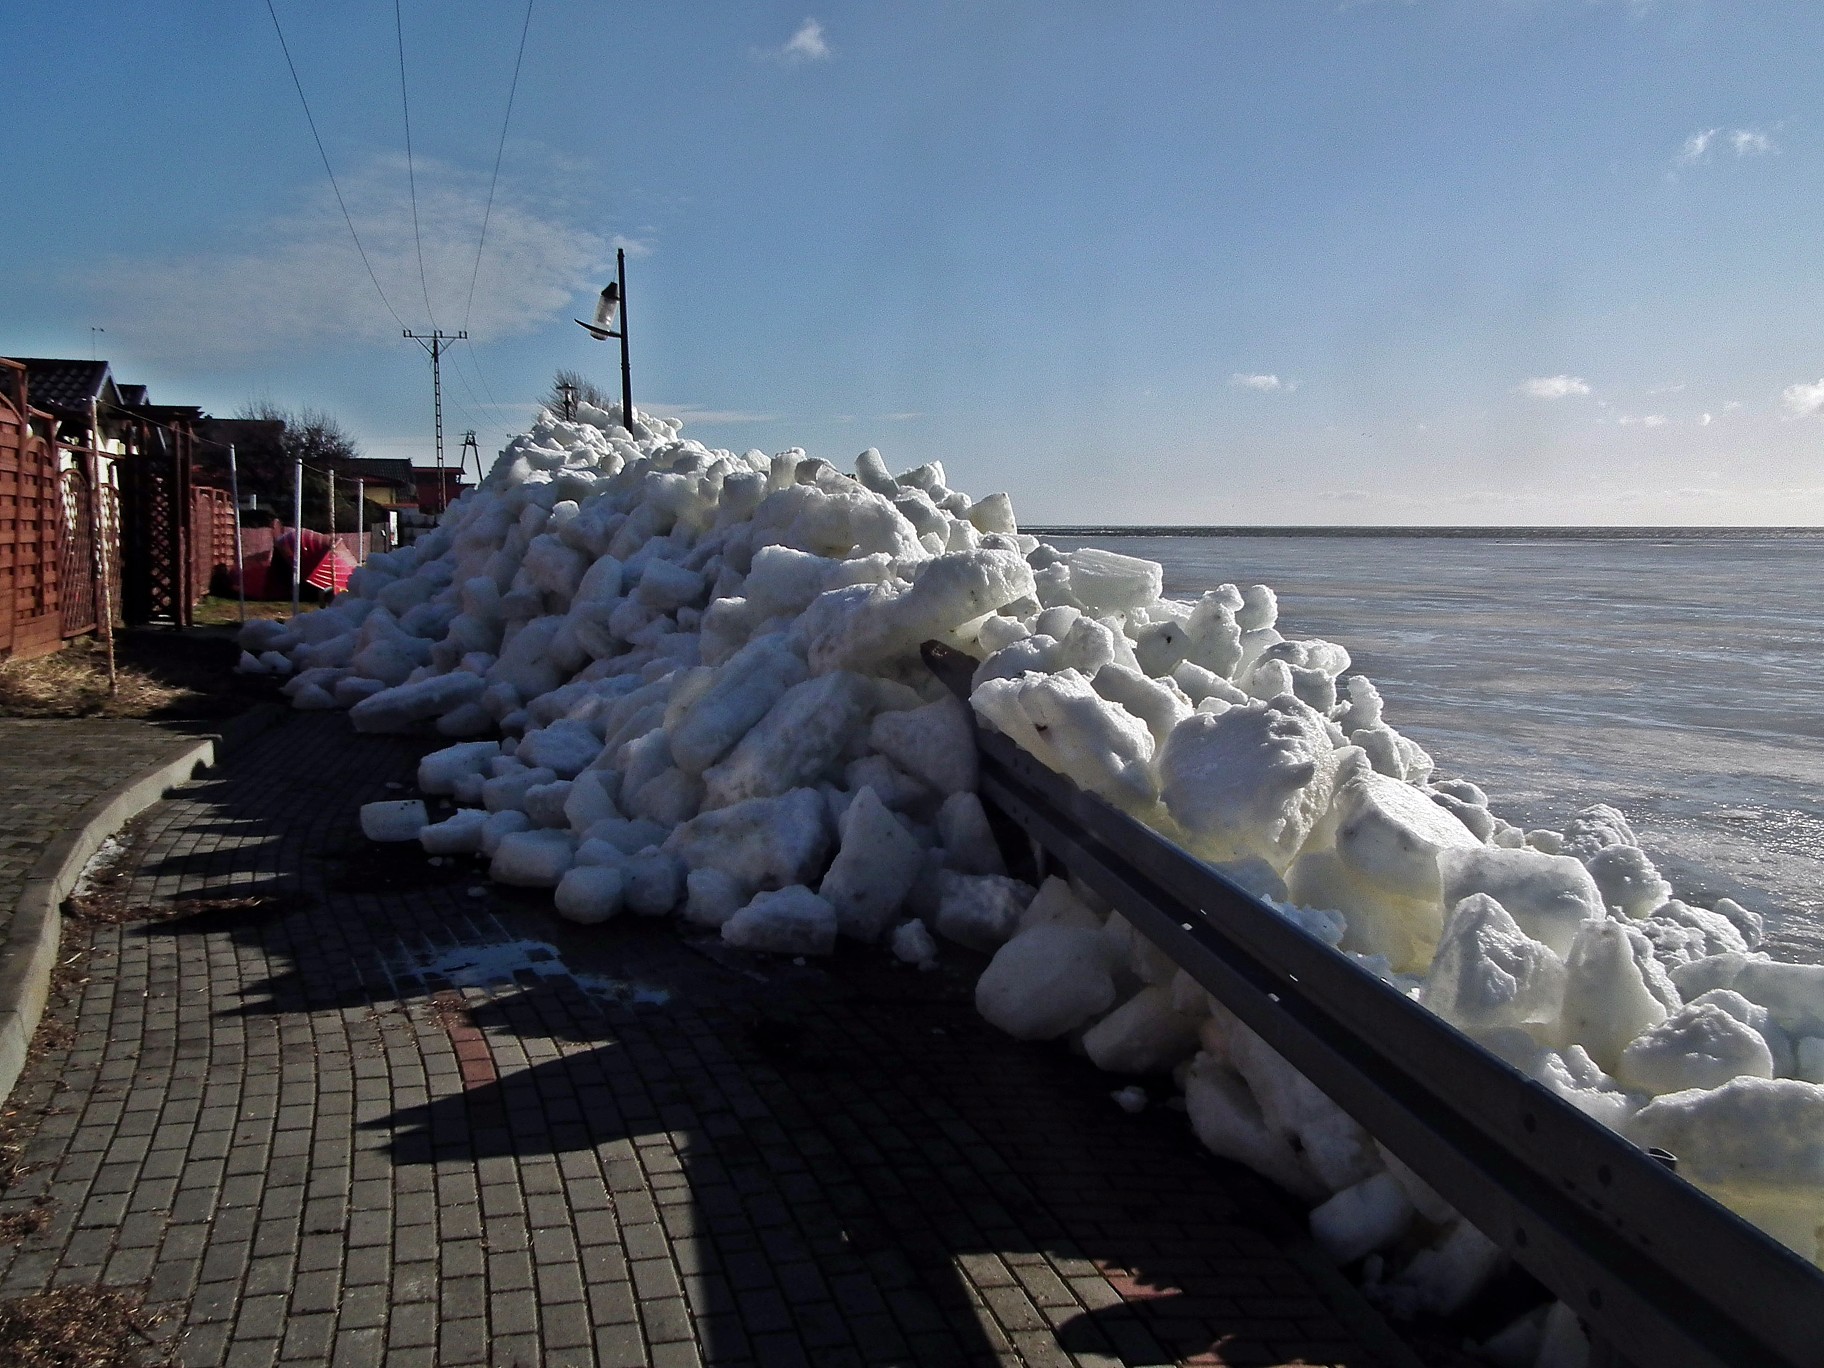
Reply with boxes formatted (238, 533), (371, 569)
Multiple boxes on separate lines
(239, 403), (1824, 1328)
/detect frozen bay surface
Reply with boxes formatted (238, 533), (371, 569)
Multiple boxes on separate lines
(1042, 530), (1824, 964)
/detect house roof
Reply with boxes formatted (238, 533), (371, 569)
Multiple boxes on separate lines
(115, 383), (150, 406)
(352, 458), (416, 488)
(9, 358), (112, 412)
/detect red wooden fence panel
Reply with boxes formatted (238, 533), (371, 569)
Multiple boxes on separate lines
(0, 361), (68, 661)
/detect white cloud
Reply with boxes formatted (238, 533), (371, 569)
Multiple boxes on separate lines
(758, 18), (831, 63)
(1781, 379), (1824, 418)
(643, 403), (779, 425)
(1731, 128), (1776, 157)
(882, 411), (924, 422)
(1646, 381), (1685, 395)
(1677, 128), (1719, 165)
(1619, 413), (1667, 427)
(1230, 372), (1293, 392)
(1676, 125), (1777, 166)
(96, 156), (607, 361)
(1699, 412), (1713, 426)
(1516, 374), (1591, 399)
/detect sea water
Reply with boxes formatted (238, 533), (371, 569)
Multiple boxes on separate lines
(1042, 529), (1824, 964)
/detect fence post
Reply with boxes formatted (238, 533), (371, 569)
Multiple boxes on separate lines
(88, 399), (116, 695)
(228, 445), (245, 625)
(290, 456), (303, 618)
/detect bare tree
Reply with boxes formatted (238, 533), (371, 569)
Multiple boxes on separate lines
(544, 369), (613, 417)
(233, 400), (366, 528)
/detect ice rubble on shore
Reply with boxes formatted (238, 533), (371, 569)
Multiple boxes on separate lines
(240, 403), (1824, 1336)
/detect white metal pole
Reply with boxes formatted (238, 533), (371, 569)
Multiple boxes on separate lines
(326, 469), (336, 602)
(355, 478), (366, 564)
(291, 455), (303, 617)
(228, 444), (246, 624)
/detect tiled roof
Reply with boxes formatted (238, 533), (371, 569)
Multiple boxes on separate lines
(7, 358), (109, 411)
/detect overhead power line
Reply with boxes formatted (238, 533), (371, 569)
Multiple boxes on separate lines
(464, 0), (535, 337)
(263, 0), (406, 332)
(459, 0), (535, 411)
(394, 0), (438, 331)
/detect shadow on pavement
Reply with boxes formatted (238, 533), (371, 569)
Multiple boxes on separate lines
(123, 712), (1394, 1367)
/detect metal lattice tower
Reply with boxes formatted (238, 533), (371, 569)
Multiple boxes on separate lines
(403, 329), (467, 478)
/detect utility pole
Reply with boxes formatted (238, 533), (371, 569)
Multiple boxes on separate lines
(615, 248), (633, 430)
(459, 430), (481, 485)
(558, 381), (577, 421)
(403, 329), (467, 484)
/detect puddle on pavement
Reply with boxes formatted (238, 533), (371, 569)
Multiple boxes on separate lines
(393, 936), (671, 1008)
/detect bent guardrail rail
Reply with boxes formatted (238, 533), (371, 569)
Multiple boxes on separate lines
(923, 640), (1824, 1368)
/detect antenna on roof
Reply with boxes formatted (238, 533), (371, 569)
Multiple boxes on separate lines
(90, 327), (105, 361)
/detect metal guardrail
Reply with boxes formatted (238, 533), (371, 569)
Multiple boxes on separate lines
(924, 641), (1824, 1368)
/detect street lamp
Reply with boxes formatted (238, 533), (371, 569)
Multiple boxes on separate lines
(574, 247), (634, 429)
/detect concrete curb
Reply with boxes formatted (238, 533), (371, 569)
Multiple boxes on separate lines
(0, 703), (290, 1106)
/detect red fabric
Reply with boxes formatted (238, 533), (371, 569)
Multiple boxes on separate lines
(271, 528), (350, 596)
(306, 548), (356, 592)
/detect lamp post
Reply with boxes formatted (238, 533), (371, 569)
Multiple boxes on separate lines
(576, 247), (634, 431)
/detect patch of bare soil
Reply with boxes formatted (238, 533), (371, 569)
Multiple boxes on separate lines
(0, 1286), (175, 1367)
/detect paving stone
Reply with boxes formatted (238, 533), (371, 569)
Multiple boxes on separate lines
(0, 713), (1397, 1368)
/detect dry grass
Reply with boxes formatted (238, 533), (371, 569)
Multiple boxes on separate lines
(0, 642), (191, 720)
(0, 1287), (175, 1367)
(188, 596), (305, 629)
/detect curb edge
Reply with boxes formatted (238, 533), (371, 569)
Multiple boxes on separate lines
(0, 702), (290, 1108)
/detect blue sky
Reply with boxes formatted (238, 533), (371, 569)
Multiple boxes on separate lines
(5, 1), (1823, 524)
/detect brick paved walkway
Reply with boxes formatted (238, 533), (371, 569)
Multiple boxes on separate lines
(0, 718), (204, 938)
(0, 713), (1402, 1367)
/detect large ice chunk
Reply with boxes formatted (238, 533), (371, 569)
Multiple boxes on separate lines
(1616, 1001), (1775, 1095)
(1628, 1077), (1824, 1261)
(1334, 767), (1483, 904)
(554, 865), (625, 924)
(490, 829), (577, 887)
(869, 696), (977, 796)
(1310, 1173), (1415, 1265)
(419, 807), (490, 855)
(1183, 1052), (1325, 1202)
(934, 872), (1035, 951)
(417, 741), (501, 795)
(360, 800), (429, 843)
(1559, 920), (1677, 1072)
(818, 786), (926, 941)
(972, 668), (1155, 807)
(721, 885), (838, 957)
(975, 924), (1117, 1040)
(702, 671), (870, 807)
(1419, 894), (1566, 1033)
(1082, 985), (1203, 1074)
(1157, 698), (1340, 867)
(808, 548), (1034, 673)
(349, 672), (487, 733)
(1062, 547), (1162, 614)
(667, 633), (809, 776)
(662, 788), (832, 894)
(1438, 847), (1605, 957)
